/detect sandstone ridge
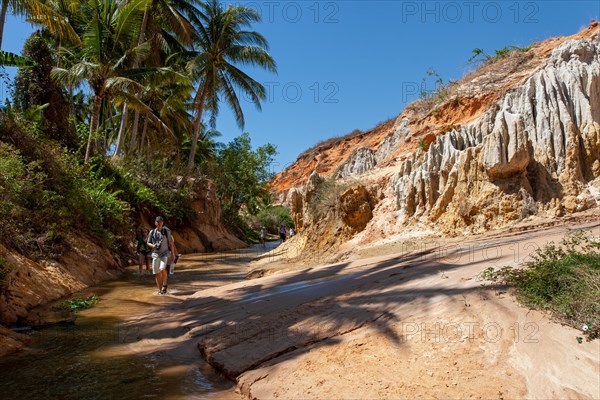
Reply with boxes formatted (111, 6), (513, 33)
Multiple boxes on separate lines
(267, 22), (600, 265)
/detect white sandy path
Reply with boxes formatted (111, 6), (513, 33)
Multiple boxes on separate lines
(176, 221), (600, 399)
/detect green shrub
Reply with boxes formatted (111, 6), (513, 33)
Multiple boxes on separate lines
(256, 206), (294, 233)
(0, 142), (59, 256)
(482, 230), (600, 340)
(0, 113), (195, 263)
(81, 177), (130, 225)
(225, 210), (259, 242)
(55, 294), (100, 312)
(0, 120), (128, 256)
(87, 157), (194, 226)
(419, 68), (451, 103)
(0, 142), (44, 208)
(469, 45), (532, 65)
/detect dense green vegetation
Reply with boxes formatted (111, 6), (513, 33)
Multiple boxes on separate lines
(211, 134), (276, 220)
(481, 230), (600, 341)
(254, 206), (294, 234)
(0, 0), (281, 263)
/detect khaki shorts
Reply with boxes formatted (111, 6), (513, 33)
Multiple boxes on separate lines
(152, 254), (169, 274)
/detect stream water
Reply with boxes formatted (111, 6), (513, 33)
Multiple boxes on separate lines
(0, 243), (280, 400)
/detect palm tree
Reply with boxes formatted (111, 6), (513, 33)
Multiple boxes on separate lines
(52, 0), (158, 162)
(0, 0), (79, 49)
(181, 124), (221, 168)
(125, 64), (194, 158)
(113, 0), (201, 159)
(185, 0), (276, 176)
(0, 50), (34, 67)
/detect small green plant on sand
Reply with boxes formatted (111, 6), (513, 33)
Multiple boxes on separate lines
(469, 45), (532, 64)
(480, 230), (600, 340)
(56, 295), (100, 312)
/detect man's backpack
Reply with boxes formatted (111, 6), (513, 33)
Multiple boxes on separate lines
(161, 227), (172, 251)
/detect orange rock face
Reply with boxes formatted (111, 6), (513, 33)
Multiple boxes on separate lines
(269, 22), (600, 262)
(272, 21), (600, 197)
(339, 186), (373, 233)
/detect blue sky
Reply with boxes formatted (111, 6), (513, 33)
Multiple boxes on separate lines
(2, 1), (599, 172)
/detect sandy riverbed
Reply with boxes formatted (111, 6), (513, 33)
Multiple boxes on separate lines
(6, 215), (599, 399)
(122, 213), (600, 399)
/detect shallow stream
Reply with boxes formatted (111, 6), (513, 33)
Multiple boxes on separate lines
(0, 243), (280, 399)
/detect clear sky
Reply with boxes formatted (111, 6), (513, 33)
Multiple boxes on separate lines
(2, 1), (599, 172)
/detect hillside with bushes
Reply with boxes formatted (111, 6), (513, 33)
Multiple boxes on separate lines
(0, 0), (285, 331)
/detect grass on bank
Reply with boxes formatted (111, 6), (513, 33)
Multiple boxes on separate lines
(55, 295), (100, 312)
(481, 230), (600, 341)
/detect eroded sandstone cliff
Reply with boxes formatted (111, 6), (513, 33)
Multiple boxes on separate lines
(269, 22), (600, 264)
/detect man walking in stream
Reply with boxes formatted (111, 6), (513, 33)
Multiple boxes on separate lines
(147, 216), (175, 294)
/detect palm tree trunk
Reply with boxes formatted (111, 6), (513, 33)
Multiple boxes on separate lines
(113, 6), (149, 159)
(128, 110), (141, 156)
(85, 95), (103, 163)
(185, 110), (204, 176)
(113, 105), (129, 158)
(186, 87), (208, 176)
(145, 127), (151, 165)
(138, 116), (148, 159)
(0, 0), (9, 50)
(99, 99), (108, 156)
(146, 135), (151, 164)
(108, 103), (118, 154)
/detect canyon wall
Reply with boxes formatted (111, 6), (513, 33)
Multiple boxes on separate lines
(271, 22), (600, 262)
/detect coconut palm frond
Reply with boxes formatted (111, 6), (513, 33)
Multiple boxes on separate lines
(0, 50), (34, 67)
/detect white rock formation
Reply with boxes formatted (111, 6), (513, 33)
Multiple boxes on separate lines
(388, 33), (600, 232)
(281, 27), (600, 250)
